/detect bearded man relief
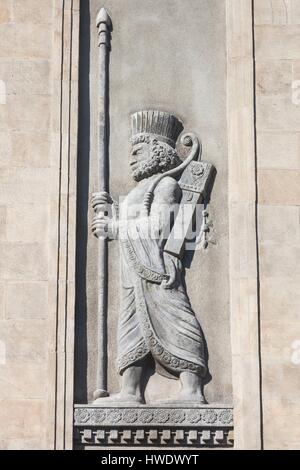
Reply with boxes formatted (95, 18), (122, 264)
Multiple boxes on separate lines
(92, 110), (214, 405)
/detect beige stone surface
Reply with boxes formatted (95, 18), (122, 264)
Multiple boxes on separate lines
(263, 399), (300, 450)
(257, 132), (300, 169)
(255, 0), (300, 26)
(0, 23), (52, 59)
(255, 25), (300, 60)
(6, 204), (49, 243)
(5, 282), (49, 320)
(227, 0), (262, 450)
(13, 0), (53, 25)
(10, 132), (51, 168)
(260, 277), (300, 323)
(0, 438), (46, 451)
(0, 400), (46, 441)
(260, 244), (300, 278)
(0, 320), (48, 363)
(256, 60), (292, 96)
(0, 242), (49, 281)
(0, 94), (51, 132)
(257, 96), (300, 131)
(0, 0), (12, 24)
(258, 169), (300, 205)
(0, 283), (4, 321)
(255, 2), (300, 450)
(0, 0), (79, 450)
(0, 363), (47, 399)
(258, 205), (300, 244)
(0, 205), (6, 241)
(0, 167), (51, 204)
(261, 324), (300, 370)
(0, 132), (11, 165)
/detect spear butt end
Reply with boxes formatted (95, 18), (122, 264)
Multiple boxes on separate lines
(93, 389), (110, 401)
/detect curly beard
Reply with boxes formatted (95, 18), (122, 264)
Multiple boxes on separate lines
(132, 142), (182, 182)
(132, 156), (163, 182)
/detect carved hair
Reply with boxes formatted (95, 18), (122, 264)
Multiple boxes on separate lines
(131, 134), (182, 182)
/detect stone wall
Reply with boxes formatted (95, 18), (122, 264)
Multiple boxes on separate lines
(0, 0), (300, 451)
(0, 0), (79, 449)
(0, 0), (55, 449)
(254, 0), (300, 450)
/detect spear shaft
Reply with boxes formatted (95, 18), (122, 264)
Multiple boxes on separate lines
(93, 7), (112, 400)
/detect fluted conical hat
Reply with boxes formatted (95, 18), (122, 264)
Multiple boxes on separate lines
(131, 110), (183, 148)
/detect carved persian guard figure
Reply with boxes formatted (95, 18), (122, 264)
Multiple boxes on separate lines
(92, 110), (210, 404)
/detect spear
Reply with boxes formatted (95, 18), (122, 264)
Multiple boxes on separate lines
(92, 7), (112, 400)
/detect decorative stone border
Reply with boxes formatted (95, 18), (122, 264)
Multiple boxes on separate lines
(74, 406), (233, 427)
(74, 405), (234, 448)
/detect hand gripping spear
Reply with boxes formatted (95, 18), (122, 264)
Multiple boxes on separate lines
(91, 7), (112, 400)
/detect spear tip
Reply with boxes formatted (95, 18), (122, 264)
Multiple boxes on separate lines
(96, 7), (112, 30)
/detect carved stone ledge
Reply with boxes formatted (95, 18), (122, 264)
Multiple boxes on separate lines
(74, 404), (234, 448)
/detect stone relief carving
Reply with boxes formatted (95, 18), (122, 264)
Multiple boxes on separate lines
(92, 109), (215, 405)
(74, 405), (233, 448)
(72, 7), (233, 450)
(74, 406), (233, 427)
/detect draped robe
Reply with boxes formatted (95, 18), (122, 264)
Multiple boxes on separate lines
(117, 176), (208, 380)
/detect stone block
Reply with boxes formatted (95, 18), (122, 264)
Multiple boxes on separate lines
(261, 321), (300, 367)
(0, 23), (52, 59)
(0, 0), (12, 23)
(0, 400), (46, 440)
(13, 0), (53, 25)
(0, 206), (6, 241)
(260, 277), (300, 323)
(229, 202), (258, 279)
(0, 283), (4, 320)
(258, 169), (300, 205)
(258, 205), (300, 244)
(291, 0), (300, 24)
(0, 242), (48, 281)
(0, 438), (45, 450)
(257, 96), (300, 131)
(0, 94), (51, 132)
(0, 58), (12, 81)
(0, 78), (6, 105)
(120, 430), (132, 444)
(6, 204), (49, 243)
(0, 131), (12, 166)
(6, 281), (49, 320)
(187, 430), (198, 444)
(254, 0), (292, 25)
(260, 243), (300, 277)
(256, 60), (292, 96)
(230, 278), (260, 356)
(8, 59), (51, 96)
(0, 167), (51, 204)
(263, 398), (300, 449)
(262, 358), (300, 400)
(10, 132), (51, 168)
(0, 363), (46, 399)
(255, 25), (300, 60)
(0, 320), (48, 364)
(257, 131), (300, 169)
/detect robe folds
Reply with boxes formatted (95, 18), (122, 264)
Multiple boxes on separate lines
(117, 215), (208, 380)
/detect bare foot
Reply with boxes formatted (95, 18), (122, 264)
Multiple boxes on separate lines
(93, 392), (145, 405)
(156, 391), (207, 405)
(176, 390), (207, 404)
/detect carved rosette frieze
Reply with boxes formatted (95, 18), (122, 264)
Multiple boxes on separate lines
(74, 405), (233, 427)
(74, 405), (234, 448)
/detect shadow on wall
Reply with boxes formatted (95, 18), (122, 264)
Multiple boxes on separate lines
(74, 0), (90, 404)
